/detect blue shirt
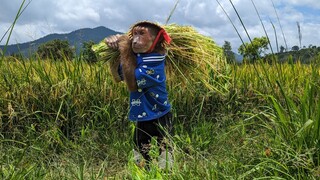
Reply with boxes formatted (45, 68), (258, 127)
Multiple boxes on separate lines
(125, 53), (171, 121)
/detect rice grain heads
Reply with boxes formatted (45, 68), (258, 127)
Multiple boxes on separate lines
(92, 24), (228, 93)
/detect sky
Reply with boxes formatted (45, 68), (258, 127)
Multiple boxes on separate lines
(1, 0), (320, 53)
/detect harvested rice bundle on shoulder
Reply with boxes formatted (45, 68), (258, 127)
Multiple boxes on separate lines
(92, 24), (226, 91)
(163, 24), (225, 83)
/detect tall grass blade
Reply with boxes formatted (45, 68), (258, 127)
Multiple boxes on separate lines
(252, 62), (273, 91)
(216, 0), (246, 46)
(229, 0), (252, 43)
(270, 0), (288, 50)
(276, 80), (293, 122)
(166, 0), (179, 25)
(295, 119), (313, 138)
(0, 0), (32, 44)
(251, 0), (274, 55)
(1, 0), (33, 61)
(270, 20), (279, 53)
(315, 98), (320, 143)
(269, 95), (288, 139)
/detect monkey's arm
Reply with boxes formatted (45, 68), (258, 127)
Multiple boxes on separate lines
(118, 35), (138, 92)
(104, 34), (124, 83)
(105, 34), (137, 91)
(109, 58), (123, 82)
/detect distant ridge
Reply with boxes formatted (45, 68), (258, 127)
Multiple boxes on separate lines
(0, 26), (122, 56)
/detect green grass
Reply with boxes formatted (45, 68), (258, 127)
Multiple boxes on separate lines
(1, 1), (320, 178)
(0, 56), (319, 179)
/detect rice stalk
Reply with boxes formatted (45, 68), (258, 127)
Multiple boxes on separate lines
(228, 0), (252, 43)
(251, 0), (274, 55)
(270, 0), (288, 50)
(216, 0), (246, 46)
(270, 20), (279, 53)
(91, 43), (120, 62)
(165, 0), (180, 24)
(92, 24), (227, 93)
(1, 0), (32, 61)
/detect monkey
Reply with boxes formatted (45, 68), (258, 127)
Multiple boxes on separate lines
(106, 21), (170, 91)
(104, 21), (174, 169)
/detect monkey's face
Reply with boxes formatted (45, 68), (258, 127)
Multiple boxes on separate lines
(131, 26), (155, 53)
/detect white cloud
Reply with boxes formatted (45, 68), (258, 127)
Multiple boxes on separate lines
(55, 8), (100, 22)
(285, 0), (320, 9)
(1, 0), (320, 52)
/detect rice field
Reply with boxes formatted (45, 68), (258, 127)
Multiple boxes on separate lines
(1, 1), (319, 178)
(0, 54), (319, 179)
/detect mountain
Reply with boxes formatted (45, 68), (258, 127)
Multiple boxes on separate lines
(234, 52), (243, 62)
(0, 26), (122, 56)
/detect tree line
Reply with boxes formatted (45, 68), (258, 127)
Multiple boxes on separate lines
(4, 39), (98, 62)
(4, 37), (319, 64)
(223, 37), (320, 64)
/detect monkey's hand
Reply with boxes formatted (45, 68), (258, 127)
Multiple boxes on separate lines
(104, 34), (122, 49)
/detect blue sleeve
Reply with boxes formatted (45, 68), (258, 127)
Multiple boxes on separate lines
(134, 63), (165, 89)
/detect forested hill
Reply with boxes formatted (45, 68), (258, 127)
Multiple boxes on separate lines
(0, 26), (121, 56)
(274, 46), (320, 63)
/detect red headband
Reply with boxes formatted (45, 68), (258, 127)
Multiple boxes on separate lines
(147, 28), (171, 53)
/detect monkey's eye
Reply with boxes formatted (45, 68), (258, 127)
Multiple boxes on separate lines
(139, 31), (145, 35)
(133, 30), (138, 35)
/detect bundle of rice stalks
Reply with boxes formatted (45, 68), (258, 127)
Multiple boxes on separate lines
(91, 40), (119, 62)
(92, 24), (228, 93)
(163, 24), (227, 91)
